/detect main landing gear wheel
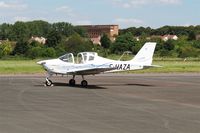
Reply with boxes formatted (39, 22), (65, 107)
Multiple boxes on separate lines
(45, 79), (53, 86)
(69, 79), (76, 86)
(81, 80), (88, 87)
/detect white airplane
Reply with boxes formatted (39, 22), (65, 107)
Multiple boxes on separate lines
(37, 42), (158, 87)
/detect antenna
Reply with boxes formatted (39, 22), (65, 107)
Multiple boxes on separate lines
(118, 51), (132, 61)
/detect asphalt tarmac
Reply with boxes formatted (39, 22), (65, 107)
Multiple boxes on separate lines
(0, 73), (200, 133)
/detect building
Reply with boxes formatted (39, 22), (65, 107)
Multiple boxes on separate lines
(161, 35), (178, 41)
(196, 34), (200, 40)
(31, 36), (47, 44)
(80, 25), (119, 45)
(0, 39), (9, 45)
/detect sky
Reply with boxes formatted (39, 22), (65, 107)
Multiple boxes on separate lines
(0, 0), (199, 29)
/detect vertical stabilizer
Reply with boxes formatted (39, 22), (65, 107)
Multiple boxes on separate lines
(131, 42), (156, 65)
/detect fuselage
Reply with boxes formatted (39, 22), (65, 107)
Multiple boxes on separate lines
(38, 55), (144, 75)
(38, 42), (157, 75)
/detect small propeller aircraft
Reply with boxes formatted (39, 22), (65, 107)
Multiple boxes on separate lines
(37, 42), (158, 87)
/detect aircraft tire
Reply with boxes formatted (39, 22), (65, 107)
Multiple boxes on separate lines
(81, 80), (88, 87)
(69, 79), (76, 86)
(45, 79), (53, 86)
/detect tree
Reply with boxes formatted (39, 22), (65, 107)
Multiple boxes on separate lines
(0, 23), (12, 40)
(110, 32), (136, 54)
(188, 31), (196, 41)
(46, 30), (62, 48)
(13, 40), (30, 55)
(177, 45), (199, 58)
(10, 21), (30, 41)
(52, 22), (74, 37)
(27, 46), (56, 59)
(192, 40), (200, 48)
(27, 46), (43, 59)
(74, 26), (87, 37)
(26, 20), (50, 37)
(64, 34), (93, 54)
(158, 49), (170, 57)
(43, 47), (56, 57)
(131, 42), (142, 55)
(0, 41), (13, 58)
(100, 34), (111, 49)
(163, 40), (175, 51)
(29, 41), (42, 47)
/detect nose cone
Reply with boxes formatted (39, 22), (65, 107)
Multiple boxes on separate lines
(37, 60), (46, 65)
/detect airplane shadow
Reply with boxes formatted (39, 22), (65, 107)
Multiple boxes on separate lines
(34, 82), (107, 89)
(96, 83), (154, 87)
(55, 82), (107, 89)
(34, 82), (154, 89)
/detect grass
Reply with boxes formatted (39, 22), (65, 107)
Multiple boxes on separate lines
(0, 58), (200, 74)
(134, 60), (200, 73)
(0, 60), (43, 74)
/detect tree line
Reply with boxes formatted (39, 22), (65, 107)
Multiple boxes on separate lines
(0, 20), (93, 58)
(120, 25), (200, 37)
(0, 20), (200, 59)
(117, 26), (200, 58)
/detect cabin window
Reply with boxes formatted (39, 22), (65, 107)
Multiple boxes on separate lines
(89, 56), (94, 61)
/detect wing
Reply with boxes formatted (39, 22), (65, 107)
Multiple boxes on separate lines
(48, 63), (116, 75)
(67, 66), (115, 75)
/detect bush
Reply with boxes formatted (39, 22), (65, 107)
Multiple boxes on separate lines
(27, 46), (56, 59)
(27, 46), (43, 59)
(177, 46), (199, 58)
(43, 47), (56, 57)
(0, 41), (13, 57)
(13, 40), (29, 55)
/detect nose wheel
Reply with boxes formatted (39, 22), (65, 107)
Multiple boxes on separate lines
(45, 78), (53, 86)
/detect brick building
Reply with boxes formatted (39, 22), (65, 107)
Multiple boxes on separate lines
(80, 25), (119, 45)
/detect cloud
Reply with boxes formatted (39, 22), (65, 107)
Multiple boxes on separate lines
(55, 5), (92, 26)
(111, 0), (182, 8)
(73, 20), (92, 25)
(14, 16), (30, 22)
(0, 1), (27, 10)
(159, 0), (181, 4)
(114, 18), (145, 28)
(56, 6), (75, 17)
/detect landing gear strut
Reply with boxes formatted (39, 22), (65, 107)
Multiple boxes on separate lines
(68, 75), (88, 87)
(44, 74), (88, 87)
(45, 78), (53, 86)
(45, 72), (53, 86)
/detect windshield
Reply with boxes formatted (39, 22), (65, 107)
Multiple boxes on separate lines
(59, 53), (74, 63)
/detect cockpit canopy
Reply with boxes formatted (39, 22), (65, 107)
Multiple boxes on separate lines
(59, 52), (98, 64)
(77, 52), (97, 64)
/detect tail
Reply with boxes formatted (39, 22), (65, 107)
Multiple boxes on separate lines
(131, 42), (156, 65)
